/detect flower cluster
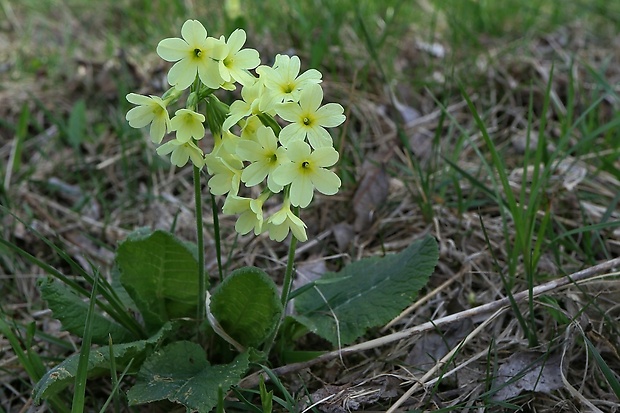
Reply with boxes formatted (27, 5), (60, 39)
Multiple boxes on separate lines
(126, 20), (345, 242)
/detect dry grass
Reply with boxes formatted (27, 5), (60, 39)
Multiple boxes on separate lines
(1, 1), (620, 411)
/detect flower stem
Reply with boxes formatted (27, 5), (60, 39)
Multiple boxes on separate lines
(280, 229), (298, 307)
(263, 207), (300, 355)
(194, 165), (206, 322)
(211, 193), (224, 282)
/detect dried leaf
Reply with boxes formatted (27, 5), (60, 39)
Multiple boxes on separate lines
(332, 222), (355, 251)
(296, 259), (328, 287)
(509, 158), (587, 192)
(491, 351), (563, 401)
(405, 319), (472, 374)
(353, 162), (389, 232)
(304, 377), (399, 413)
(416, 40), (446, 58)
(392, 95), (421, 126)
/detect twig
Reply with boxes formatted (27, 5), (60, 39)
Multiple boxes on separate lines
(239, 257), (620, 388)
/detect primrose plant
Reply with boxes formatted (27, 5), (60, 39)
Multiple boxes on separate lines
(33, 20), (438, 412)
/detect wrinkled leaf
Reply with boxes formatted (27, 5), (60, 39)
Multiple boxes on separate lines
(295, 236), (438, 346)
(33, 322), (173, 402)
(210, 267), (283, 348)
(116, 229), (199, 333)
(127, 341), (249, 413)
(491, 351), (563, 401)
(39, 278), (135, 344)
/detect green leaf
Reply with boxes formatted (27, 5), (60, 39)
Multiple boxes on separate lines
(294, 236), (438, 346)
(116, 229), (200, 332)
(67, 99), (87, 148)
(210, 267), (283, 348)
(33, 322), (173, 402)
(39, 278), (135, 344)
(127, 341), (249, 413)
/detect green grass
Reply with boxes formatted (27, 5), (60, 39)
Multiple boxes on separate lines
(2, 0), (620, 411)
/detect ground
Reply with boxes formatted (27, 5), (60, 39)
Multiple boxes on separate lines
(1, 1), (620, 412)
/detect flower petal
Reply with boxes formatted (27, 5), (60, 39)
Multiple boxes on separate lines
(234, 48), (260, 70)
(126, 106), (155, 128)
(285, 55), (301, 80)
(296, 68), (322, 85)
(272, 163), (296, 186)
(156, 38), (191, 62)
(287, 212), (308, 241)
(241, 161), (270, 186)
(197, 60), (223, 89)
(236, 139), (263, 161)
(275, 102), (301, 123)
(181, 20), (207, 46)
(311, 146), (339, 167)
(149, 117), (167, 143)
(227, 28), (246, 54)
(156, 140), (179, 156)
(315, 103), (346, 127)
(126, 93), (152, 105)
(289, 174), (313, 208)
(311, 168), (341, 195)
(167, 59), (197, 90)
(278, 123), (305, 147)
(306, 126), (332, 149)
(172, 147), (192, 167)
(300, 84), (323, 113)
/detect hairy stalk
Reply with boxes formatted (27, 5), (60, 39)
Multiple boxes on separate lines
(211, 193), (224, 282)
(263, 206), (300, 354)
(280, 220), (299, 308)
(194, 165), (206, 322)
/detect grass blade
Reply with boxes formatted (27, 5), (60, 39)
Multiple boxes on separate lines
(584, 337), (620, 398)
(72, 270), (100, 413)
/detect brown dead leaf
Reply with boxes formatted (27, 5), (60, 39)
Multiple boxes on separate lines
(405, 319), (473, 374)
(353, 162), (390, 232)
(491, 351), (563, 401)
(332, 222), (355, 251)
(295, 259), (328, 287)
(303, 377), (400, 413)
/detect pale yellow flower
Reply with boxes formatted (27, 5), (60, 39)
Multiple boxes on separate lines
(223, 191), (269, 235)
(156, 139), (204, 168)
(222, 79), (264, 131)
(276, 83), (345, 148)
(272, 140), (340, 208)
(256, 54), (322, 110)
(169, 109), (206, 143)
(218, 29), (260, 86)
(237, 125), (288, 192)
(125, 93), (170, 144)
(157, 20), (226, 90)
(266, 198), (307, 242)
(204, 154), (243, 195)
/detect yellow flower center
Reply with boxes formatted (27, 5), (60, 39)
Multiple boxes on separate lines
(194, 48), (202, 57)
(302, 161), (310, 168)
(302, 117), (311, 125)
